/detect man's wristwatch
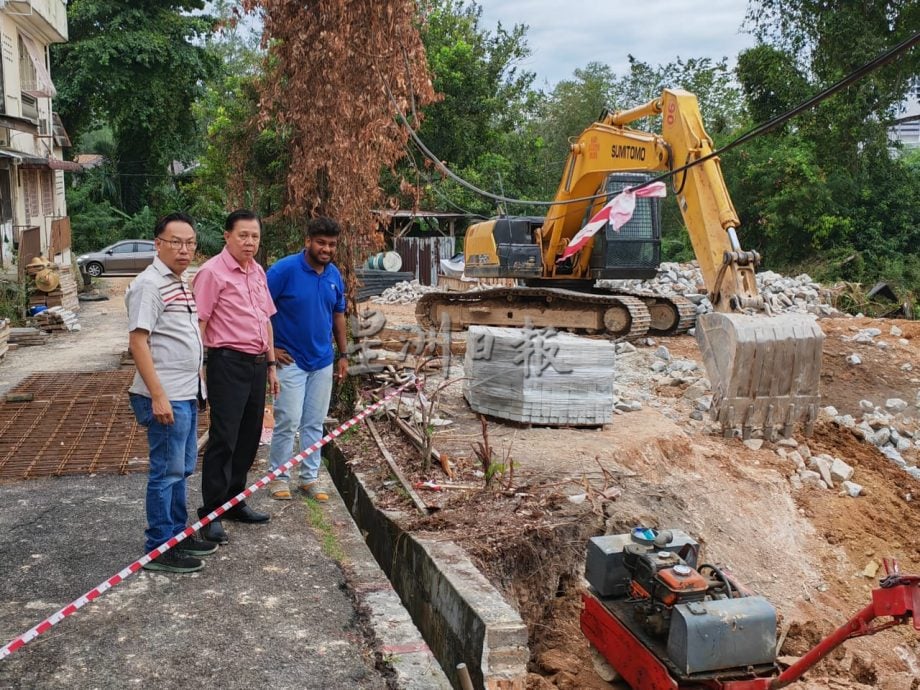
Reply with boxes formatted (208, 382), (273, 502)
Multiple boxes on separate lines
(267, 361), (277, 367)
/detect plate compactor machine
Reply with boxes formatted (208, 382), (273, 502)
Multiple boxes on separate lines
(581, 528), (920, 689)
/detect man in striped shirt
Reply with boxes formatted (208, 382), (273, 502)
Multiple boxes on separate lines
(126, 213), (218, 573)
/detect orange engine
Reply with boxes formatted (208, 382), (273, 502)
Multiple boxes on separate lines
(656, 564), (709, 606)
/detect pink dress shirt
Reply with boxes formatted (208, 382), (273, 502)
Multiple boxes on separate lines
(193, 248), (277, 354)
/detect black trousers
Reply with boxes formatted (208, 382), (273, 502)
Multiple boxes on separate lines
(199, 348), (267, 518)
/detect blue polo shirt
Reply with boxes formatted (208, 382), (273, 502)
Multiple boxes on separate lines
(267, 251), (346, 372)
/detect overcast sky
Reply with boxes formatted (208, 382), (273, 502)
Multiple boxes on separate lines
(477, 0), (757, 88)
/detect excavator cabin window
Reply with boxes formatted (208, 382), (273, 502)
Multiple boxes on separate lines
(587, 173), (661, 280)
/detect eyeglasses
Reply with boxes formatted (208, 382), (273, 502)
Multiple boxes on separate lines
(158, 238), (198, 250)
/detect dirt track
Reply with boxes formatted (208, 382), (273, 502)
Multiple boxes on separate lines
(359, 302), (920, 689)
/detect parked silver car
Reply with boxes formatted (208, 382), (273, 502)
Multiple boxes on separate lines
(77, 240), (156, 277)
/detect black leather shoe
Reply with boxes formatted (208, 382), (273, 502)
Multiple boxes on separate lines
(200, 519), (229, 544)
(224, 504), (270, 524)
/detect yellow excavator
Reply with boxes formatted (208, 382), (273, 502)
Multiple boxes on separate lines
(416, 88), (825, 437)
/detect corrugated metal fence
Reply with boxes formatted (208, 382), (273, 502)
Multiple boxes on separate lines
(393, 237), (455, 286)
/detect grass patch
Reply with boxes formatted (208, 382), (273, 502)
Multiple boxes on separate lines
(304, 497), (347, 563)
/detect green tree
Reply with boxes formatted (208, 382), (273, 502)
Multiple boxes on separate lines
(410, 0), (545, 216)
(52, 1), (218, 213)
(537, 62), (618, 178)
(731, 1), (920, 292)
(746, 1), (920, 168)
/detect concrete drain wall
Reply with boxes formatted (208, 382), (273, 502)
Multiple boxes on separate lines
(326, 441), (529, 690)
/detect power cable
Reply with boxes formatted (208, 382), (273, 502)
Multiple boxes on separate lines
(401, 139), (488, 219)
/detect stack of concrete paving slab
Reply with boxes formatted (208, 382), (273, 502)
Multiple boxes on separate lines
(463, 325), (616, 426)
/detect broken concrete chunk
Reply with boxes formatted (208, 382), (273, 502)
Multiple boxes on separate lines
(885, 398), (908, 413)
(821, 405), (839, 418)
(614, 401), (643, 413)
(797, 444), (811, 459)
(834, 415), (856, 428)
(871, 428), (891, 447)
(876, 340), (890, 350)
(778, 438), (799, 448)
(842, 481), (864, 498)
(809, 456), (834, 488)
(890, 325), (903, 337)
(830, 458), (854, 483)
(743, 439), (764, 451)
(695, 396), (712, 412)
(798, 470), (826, 489)
(859, 399), (875, 412)
(880, 445), (907, 467)
(846, 354), (862, 365)
(654, 346), (671, 362)
(682, 380), (709, 401)
(866, 412), (892, 430)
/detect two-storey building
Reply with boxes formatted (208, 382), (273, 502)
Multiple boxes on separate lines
(0, 0), (75, 272)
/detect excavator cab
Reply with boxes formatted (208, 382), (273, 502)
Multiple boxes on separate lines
(588, 173), (661, 280)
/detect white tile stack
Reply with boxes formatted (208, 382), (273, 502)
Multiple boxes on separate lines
(463, 325), (616, 426)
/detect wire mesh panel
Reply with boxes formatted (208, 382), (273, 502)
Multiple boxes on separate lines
(0, 371), (208, 481)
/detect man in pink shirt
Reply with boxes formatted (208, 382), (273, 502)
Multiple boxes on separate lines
(193, 209), (280, 545)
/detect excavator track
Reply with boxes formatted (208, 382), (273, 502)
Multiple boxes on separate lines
(416, 287), (653, 340)
(416, 287), (698, 341)
(599, 290), (698, 337)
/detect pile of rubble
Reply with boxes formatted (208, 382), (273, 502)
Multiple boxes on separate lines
(612, 338), (919, 493)
(842, 326), (911, 366)
(825, 400), (920, 484)
(371, 263), (844, 318)
(598, 262), (845, 318)
(371, 280), (439, 305)
(774, 439), (864, 497)
(608, 342), (709, 416)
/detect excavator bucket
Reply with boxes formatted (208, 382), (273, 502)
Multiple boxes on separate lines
(695, 312), (825, 439)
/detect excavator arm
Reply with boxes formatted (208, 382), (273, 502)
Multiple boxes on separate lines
(543, 89), (759, 314)
(542, 89), (824, 438)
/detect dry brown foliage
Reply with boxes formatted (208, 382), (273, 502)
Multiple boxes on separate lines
(242, 1), (437, 297)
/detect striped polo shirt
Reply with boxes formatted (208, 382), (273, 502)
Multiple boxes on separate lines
(126, 257), (204, 401)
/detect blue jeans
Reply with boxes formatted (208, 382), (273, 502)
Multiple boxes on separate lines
(130, 395), (198, 552)
(268, 363), (333, 483)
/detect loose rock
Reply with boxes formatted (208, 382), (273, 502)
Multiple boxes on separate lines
(842, 481), (864, 498)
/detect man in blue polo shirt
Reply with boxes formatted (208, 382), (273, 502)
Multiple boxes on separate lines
(266, 217), (349, 502)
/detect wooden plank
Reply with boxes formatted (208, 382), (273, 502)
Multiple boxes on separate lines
(388, 413), (453, 478)
(365, 417), (429, 515)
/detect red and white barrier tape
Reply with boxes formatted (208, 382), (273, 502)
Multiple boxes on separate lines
(0, 379), (416, 660)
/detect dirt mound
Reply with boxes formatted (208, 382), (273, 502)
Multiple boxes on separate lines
(360, 303), (920, 688)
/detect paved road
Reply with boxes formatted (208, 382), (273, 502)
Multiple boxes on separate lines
(0, 282), (394, 687)
(0, 276), (446, 689)
(0, 471), (390, 689)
